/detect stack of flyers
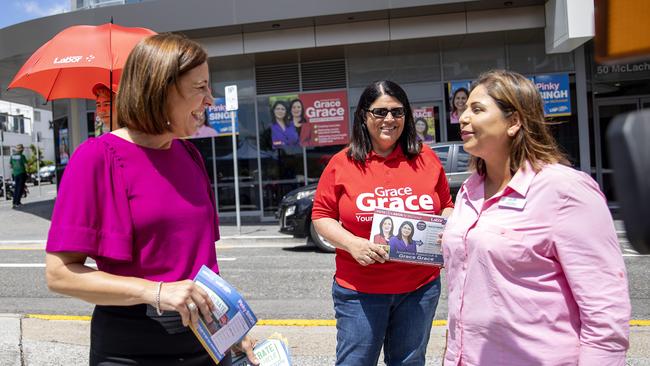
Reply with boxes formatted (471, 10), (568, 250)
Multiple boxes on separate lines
(190, 265), (258, 364)
(369, 208), (446, 267)
(231, 333), (292, 366)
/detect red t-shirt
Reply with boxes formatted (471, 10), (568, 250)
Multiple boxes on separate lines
(312, 144), (454, 294)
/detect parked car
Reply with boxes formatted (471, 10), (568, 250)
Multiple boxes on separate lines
(31, 165), (56, 185)
(276, 141), (471, 253)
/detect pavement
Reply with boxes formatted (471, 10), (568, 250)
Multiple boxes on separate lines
(1, 184), (649, 365)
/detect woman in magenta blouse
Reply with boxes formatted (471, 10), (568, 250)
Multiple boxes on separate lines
(442, 70), (630, 365)
(45, 34), (257, 366)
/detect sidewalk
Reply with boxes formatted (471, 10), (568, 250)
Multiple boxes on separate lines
(1, 314), (649, 366)
(0, 184), (302, 246)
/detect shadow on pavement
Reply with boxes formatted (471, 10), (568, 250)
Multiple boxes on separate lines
(282, 243), (320, 253)
(14, 199), (55, 221)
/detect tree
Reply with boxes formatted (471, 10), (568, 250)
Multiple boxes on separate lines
(26, 144), (53, 175)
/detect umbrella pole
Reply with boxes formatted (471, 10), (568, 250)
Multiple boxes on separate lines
(109, 69), (113, 132)
(109, 18), (114, 132)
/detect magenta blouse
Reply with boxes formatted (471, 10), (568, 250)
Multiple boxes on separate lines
(47, 133), (220, 281)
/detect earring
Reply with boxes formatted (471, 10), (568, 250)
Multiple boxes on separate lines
(166, 121), (171, 126)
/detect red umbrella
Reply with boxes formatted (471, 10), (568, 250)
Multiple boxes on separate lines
(8, 23), (156, 100)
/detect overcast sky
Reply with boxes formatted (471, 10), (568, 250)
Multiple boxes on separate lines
(0, 0), (70, 30)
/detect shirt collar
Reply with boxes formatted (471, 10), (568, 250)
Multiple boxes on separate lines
(506, 160), (537, 198)
(367, 145), (405, 162)
(458, 160), (538, 200)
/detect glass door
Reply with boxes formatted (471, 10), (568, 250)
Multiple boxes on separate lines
(594, 98), (639, 204)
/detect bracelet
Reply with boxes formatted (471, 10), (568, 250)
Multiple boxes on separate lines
(155, 281), (164, 316)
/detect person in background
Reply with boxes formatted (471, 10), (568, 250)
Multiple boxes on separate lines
(92, 82), (118, 136)
(449, 87), (468, 124)
(414, 117), (434, 143)
(372, 216), (394, 245)
(312, 80), (454, 366)
(45, 33), (258, 366)
(270, 101), (299, 149)
(442, 69), (630, 365)
(388, 221), (416, 254)
(9, 143), (27, 208)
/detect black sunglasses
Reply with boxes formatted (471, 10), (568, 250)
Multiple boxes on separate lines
(366, 107), (405, 118)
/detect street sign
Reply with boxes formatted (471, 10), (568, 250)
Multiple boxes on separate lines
(225, 85), (238, 111)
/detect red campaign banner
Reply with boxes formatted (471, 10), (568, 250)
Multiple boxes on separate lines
(298, 90), (350, 147)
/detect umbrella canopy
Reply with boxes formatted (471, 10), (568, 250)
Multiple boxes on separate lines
(8, 23), (156, 100)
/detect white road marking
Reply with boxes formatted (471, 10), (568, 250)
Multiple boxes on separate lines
(0, 258), (238, 268)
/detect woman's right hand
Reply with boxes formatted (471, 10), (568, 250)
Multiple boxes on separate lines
(349, 237), (389, 266)
(157, 280), (215, 328)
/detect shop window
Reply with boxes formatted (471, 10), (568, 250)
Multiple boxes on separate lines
(441, 33), (506, 80)
(347, 40), (441, 87)
(507, 29), (574, 74)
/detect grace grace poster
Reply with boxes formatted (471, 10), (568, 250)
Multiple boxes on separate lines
(268, 90), (350, 149)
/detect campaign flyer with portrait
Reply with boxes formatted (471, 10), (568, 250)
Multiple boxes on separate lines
(369, 208), (446, 267)
(190, 266), (257, 364)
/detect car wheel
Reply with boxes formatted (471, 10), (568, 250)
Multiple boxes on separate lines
(309, 222), (335, 253)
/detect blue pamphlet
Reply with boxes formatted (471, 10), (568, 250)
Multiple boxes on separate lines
(190, 265), (258, 364)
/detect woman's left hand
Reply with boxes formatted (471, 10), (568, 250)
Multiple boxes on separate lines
(233, 335), (260, 365)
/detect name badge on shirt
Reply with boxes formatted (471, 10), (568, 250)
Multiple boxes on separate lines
(498, 196), (526, 210)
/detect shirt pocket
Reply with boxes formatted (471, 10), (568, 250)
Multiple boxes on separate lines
(473, 224), (534, 271)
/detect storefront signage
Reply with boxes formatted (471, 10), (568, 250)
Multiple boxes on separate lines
(267, 90), (349, 149)
(207, 97), (239, 136)
(533, 74), (571, 117)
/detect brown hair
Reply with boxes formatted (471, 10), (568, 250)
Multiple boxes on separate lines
(117, 33), (207, 134)
(469, 69), (569, 176)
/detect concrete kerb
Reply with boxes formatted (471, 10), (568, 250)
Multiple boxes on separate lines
(12, 315), (650, 365)
(0, 314), (22, 366)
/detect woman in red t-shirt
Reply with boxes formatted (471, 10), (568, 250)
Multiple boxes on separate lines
(312, 80), (454, 365)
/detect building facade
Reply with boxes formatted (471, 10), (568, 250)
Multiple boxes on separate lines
(1, 0), (646, 221)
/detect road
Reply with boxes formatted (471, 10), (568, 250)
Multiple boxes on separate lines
(0, 241), (648, 320)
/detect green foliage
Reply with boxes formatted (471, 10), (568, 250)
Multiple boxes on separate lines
(26, 144), (53, 175)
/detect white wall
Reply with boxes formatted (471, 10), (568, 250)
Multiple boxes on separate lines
(0, 100), (55, 179)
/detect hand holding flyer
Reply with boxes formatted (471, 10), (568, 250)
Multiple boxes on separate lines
(232, 333), (292, 366)
(190, 265), (258, 364)
(369, 208), (446, 267)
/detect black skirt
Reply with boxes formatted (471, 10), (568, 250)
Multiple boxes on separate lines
(89, 304), (232, 366)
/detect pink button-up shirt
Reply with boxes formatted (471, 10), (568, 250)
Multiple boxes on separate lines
(442, 161), (630, 366)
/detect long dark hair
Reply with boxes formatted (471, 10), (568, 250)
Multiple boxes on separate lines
(347, 80), (420, 163)
(378, 217), (394, 239)
(270, 101), (288, 125)
(288, 99), (305, 124)
(398, 221), (415, 244)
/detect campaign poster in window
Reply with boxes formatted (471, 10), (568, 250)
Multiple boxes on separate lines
(205, 97), (239, 137)
(447, 81), (471, 124)
(533, 74), (571, 117)
(413, 107), (435, 143)
(298, 90), (350, 147)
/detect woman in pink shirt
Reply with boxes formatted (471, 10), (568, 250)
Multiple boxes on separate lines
(442, 70), (630, 366)
(45, 34), (257, 366)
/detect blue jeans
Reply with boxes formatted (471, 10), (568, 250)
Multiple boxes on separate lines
(332, 277), (441, 366)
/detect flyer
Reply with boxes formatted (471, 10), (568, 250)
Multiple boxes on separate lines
(190, 265), (258, 364)
(369, 208), (446, 267)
